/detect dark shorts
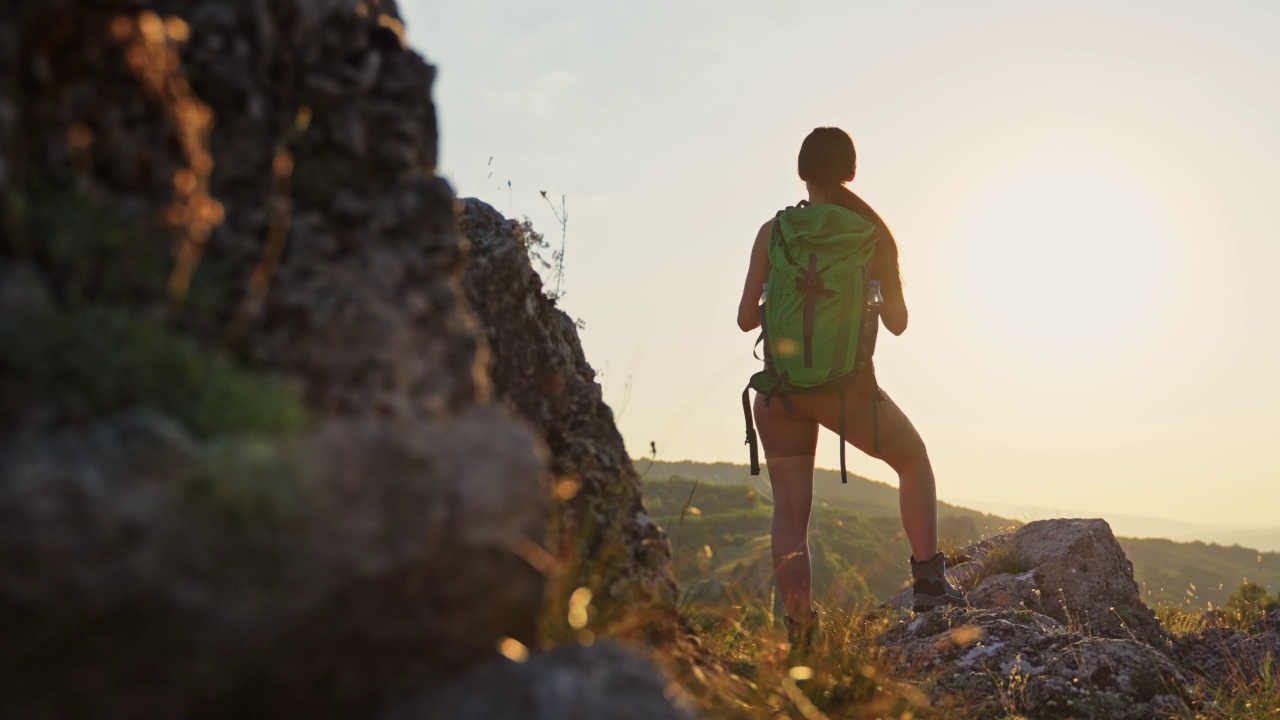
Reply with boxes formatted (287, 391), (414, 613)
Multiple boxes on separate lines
(752, 370), (927, 468)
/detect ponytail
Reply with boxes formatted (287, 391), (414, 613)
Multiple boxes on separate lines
(832, 185), (903, 296)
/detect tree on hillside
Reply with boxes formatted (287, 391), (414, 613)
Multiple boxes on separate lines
(1225, 581), (1280, 623)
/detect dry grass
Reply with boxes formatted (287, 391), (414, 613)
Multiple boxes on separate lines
(1178, 654), (1280, 720)
(956, 538), (1031, 592)
(656, 598), (959, 720)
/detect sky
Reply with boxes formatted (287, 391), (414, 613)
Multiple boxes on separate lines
(401, 0), (1280, 527)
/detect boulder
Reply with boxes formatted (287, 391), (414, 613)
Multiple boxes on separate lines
(1010, 519), (1166, 647)
(879, 519), (1203, 718)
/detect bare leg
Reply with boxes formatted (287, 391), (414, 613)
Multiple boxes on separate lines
(811, 387), (939, 561)
(892, 448), (938, 561)
(766, 454), (815, 620)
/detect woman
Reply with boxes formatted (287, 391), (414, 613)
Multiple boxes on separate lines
(736, 127), (966, 646)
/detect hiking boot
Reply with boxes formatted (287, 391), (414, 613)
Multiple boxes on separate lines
(785, 609), (820, 653)
(911, 552), (968, 613)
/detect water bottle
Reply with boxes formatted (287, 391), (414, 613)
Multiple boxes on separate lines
(855, 280), (882, 368)
(866, 279), (883, 309)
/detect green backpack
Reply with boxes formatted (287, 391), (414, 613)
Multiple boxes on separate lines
(742, 201), (882, 483)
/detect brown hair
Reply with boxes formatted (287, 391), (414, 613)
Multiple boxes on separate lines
(797, 127), (903, 294)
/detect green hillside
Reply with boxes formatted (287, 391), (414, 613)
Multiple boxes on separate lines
(641, 463), (1280, 612)
(639, 459), (1015, 540)
(1118, 536), (1280, 608)
(644, 477), (908, 610)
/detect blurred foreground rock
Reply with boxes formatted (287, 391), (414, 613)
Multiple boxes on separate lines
(0, 1), (686, 718)
(393, 643), (696, 720)
(0, 409), (545, 718)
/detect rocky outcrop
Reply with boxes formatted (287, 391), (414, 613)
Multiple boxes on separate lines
(458, 199), (680, 643)
(884, 608), (1192, 719)
(891, 519), (1163, 644)
(0, 1), (685, 718)
(881, 518), (1280, 718)
(1008, 519), (1164, 647)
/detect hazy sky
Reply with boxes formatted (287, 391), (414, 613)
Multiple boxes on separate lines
(402, 0), (1280, 527)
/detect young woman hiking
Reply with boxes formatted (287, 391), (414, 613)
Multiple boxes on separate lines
(737, 127), (966, 649)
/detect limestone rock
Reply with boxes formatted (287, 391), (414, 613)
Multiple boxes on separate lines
(879, 519), (1207, 718)
(458, 198), (680, 642)
(1024, 638), (1191, 719)
(1010, 519), (1166, 647)
(884, 607), (1077, 677)
(968, 570), (1045, 614)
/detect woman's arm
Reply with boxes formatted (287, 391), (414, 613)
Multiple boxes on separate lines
(880, 281), (908, 336)
(736, 220), (772, 332)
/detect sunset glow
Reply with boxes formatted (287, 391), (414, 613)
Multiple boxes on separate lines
(407, 0), (1280, 528)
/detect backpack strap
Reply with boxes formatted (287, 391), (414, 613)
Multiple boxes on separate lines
(802, 253), (818, 368)
(828, 270), (862, 379)
(756, 302), (773, 365)
(795, 253), (837, 370)
(742, 384), (760, 476)
(838, 385), (848, 484)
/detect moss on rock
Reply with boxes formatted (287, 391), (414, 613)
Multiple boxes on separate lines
(0, 305), (307, 437)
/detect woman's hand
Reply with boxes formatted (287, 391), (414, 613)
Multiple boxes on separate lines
(737, 220), (772, 332)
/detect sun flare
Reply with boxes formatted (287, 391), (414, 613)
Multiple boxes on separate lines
(959, 168), (1171, 361)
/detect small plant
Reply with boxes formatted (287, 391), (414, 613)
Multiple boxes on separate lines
(961, 539), (1032, 591)
(539, 190), (568, 299)
(1154, 605), (1207, 637)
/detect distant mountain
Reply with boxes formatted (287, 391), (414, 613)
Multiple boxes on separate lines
(951, 498), (1280, 553)
(1118, 536), (1280, 608)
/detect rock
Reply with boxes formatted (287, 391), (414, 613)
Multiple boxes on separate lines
(880, 519), (1206, 718)
(0, 261), (51, 317)
(459, 198), (680, 643)
(1010, 519), (1166, 647)
(882, 608), (1195, 720)
(883, 608), (1081, 719)
(1024, 638), (1190, 719)
(968, 570), (1045, 614)
(390, 643), (697, 720)
(884, 607), (1078, 677)
(1172, 609), (1280, 687)
(1, 4), (690, 719)
(0, 409), (547, 718)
